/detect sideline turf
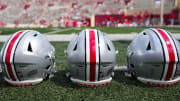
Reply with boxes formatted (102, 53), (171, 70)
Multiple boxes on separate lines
(0, 41), (179, 101)
(0, 27), (180, 35)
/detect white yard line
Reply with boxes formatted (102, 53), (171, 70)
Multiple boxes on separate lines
(0, 34), (180, 42)
(45, 28), (73, 34)
(45, 27), (83, 34)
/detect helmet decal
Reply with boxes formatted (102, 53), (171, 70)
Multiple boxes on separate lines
(85, 29), (100, 81)
(2, 30), (27, 81)
(152, 28), (178, 81)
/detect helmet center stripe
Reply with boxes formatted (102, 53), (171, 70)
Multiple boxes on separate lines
(5, 31), (25, 81)
(155, 28), (176, 81)
(89, 30), (96, 81)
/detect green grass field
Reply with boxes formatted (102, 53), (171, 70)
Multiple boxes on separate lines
(0, 41), (180, 101)
(0, 28), (54, 35)
(54, 27), (180, 34)
(0, 27), (180, 35)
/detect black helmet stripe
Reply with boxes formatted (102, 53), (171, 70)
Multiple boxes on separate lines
(152, 28), (178, 81)
(166, 31), (180, 78)
(97, 30), (101, 81)
(151, 29), (166, 80)
(3, 30), (26, 81)
(13, 31), (30, 81)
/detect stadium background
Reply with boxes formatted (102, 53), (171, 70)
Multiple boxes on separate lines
(0, 0), (179, 28)
(0, 0), (180, 101)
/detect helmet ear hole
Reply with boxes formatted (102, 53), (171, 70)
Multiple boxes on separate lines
(46, 65), (51, 69)
(27, 42), (33, 52)
(130, 64), (135, 68)
(107, 44), (111, 51)
(146, 41), (151, 50)
(34, 34), (38, 37)
(73, 43), (77, 51)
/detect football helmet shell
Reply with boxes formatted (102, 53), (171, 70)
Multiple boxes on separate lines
(127, 28), (180, 86)
(67, 29), (116, 87)
(0, 30), (55, 86)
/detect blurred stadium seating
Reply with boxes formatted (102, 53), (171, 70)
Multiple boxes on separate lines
(0, 0), (179, 27)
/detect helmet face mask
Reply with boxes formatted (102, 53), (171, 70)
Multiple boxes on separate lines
(0, 30), (55, 86)
(67, 29), (116, 87)
(127, 28), (180, 86)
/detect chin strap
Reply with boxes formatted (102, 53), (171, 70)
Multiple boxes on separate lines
(113, 66), (133, 78)
(43, 50), (56, 79)
(38, 62), (56, 80)
(0, 64), (2, 73)
(0, 53), (2, 72)
(66, 66), (129, 79)
(113, 66), (128, 72)
(66, 72), (71, 78)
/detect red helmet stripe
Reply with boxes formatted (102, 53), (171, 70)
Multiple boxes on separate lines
(89, 30), (96, 81)
(5, 31), (25, 81)
(155, 28), (176, 81)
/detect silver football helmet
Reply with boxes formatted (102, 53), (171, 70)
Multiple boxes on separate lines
(0, 30), (55, 86)
(66, 29), (116, 87)
(127, 28), (180, 86)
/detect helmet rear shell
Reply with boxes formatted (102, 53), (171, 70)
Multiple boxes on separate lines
(127, 28), (180, 86)
(67, 29), (116, 86)
(0, 30), (55, 86)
